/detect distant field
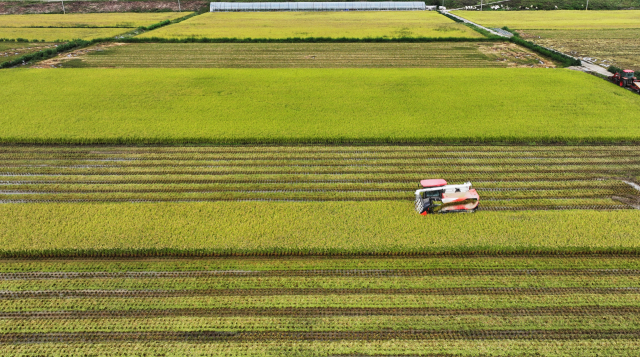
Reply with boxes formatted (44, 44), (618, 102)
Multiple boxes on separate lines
(0, 28), (129, 42)
(454, 10), (640, 29)
(0, 41), (58, 63)
(56, 42), (555, 68)
(521, 29), (640, 72)
(138, 11), (484, 39)
(0, 13), (189, 28)
(1, 68), (640, 144)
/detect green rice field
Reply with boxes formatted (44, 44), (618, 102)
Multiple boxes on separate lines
(2, 68), (639, 144)
(138, 11), (483, 39)
(0, 256), (639, 356)
(0, 27), (130, 42)
(0, 145), (638, 255)
(0, 13), (190, 28)
(57, 42), (554, 68)
(452, 10), (640, 29)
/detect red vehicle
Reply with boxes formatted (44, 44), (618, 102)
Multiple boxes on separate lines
(610, 69), (640, 93)
(414, 179), (479, 215)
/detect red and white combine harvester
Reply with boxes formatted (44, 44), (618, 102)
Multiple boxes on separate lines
(415, 179), (479, 215)
(609, 69), (640, 94)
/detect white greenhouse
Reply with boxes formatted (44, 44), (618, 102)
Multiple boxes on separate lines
(210, 2), (431, 11)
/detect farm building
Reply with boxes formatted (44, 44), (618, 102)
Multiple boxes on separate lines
(210, 2), (431, 11)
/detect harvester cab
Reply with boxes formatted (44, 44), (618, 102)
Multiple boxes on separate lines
(415, 179), (479, 215)
(610, 70), (640, 93)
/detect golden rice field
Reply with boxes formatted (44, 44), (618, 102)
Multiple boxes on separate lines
(0, 13), (190, 28)
(453, 10), (640, 29)
(138, 11), (483, 39)
(0, 27), (130, 42)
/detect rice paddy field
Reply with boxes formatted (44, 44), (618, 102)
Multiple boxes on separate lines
(54, 42), (555, 68)
(0, 13), (190, 28)
(138, 11), (484, 39)
(452, 10), (640, 30)
(0, 12), (189, 42)
(1, 255), (640, 356)
(2, 68), (640, 144)
(0, 27), (131, 42)
(3, 9), (640, 357)
(521, 29), (640, 72)
(0, 145), (639, 255)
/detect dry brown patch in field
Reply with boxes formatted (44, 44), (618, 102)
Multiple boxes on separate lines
(520, 30), (640, 72)
(31, 42), (127, 68)
(477, 42), (557, 68)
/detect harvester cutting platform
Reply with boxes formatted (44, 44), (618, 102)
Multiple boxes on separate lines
(609, 69), (640, 94)
(415, 179), (479, 215)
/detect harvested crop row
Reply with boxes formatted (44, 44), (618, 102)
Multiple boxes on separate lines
(4, 329), (640, 343)
(1, 255), (638, 355)
(57, 42), (530, 69)
(5, 294), (639, 311)
(3, 306), (639, 319)
(2, 315), (640, 333)
(3, 288), (640, 301)
(6, 158), (640, 166)
(1, 340), (637, 356)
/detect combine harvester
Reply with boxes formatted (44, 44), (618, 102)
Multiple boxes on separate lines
(415, 179), (479, 215)
(609, 69), (640, 94)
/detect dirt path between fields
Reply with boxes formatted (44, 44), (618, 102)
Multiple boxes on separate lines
(31, 42), (126, 68)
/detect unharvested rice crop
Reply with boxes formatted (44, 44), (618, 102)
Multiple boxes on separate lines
(55, 42), (555, 68)
(0, 256), (639, 356)
(0, 28), (131, 42)
(138, 11), (483, 39)
(453, 10), (640, 30)
(1, 68), (640, 144)
(1, 145), (639, 256)
(0, 13), (190, 28)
